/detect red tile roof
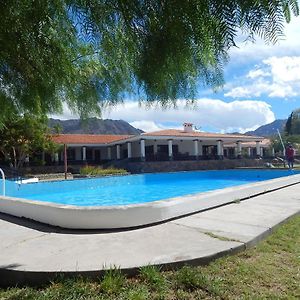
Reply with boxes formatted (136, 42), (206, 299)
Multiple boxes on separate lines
(51, 130), (264, 145)
(142, 129), (263, 139)
(51, 134), (132, 145)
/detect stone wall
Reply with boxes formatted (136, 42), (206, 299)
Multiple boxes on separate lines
(21, 165), (81, 175)
(111, 158), (266, 174)
(22, 158), (267, 175)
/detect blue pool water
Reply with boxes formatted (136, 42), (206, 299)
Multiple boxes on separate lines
(1, 169), (297, 206)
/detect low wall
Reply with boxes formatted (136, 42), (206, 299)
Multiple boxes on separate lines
(21, 165), (81, 175)
(112, 159), (266, 174)
(22, 158), (267, 175)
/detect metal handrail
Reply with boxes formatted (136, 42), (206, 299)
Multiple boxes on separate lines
(0, 166), (22, 181)
(0, 168), (5, 196)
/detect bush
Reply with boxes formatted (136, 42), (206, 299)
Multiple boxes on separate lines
(80, 165), (128, 176)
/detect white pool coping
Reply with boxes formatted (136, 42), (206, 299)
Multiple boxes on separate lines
(0, 173), (300, 229)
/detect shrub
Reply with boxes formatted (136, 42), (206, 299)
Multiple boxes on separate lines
(80, 165), (127, 176)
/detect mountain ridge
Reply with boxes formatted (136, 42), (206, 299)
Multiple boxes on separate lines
(49, 118), (287, 137)
(49, 118), (144, 135)
(245, 119), (286, 137)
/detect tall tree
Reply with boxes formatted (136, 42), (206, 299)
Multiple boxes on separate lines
(285, 112), (293, 135)
(291, 108), (300, 134)
(285, 108), (300, 135)
(0, 1), (299, 123)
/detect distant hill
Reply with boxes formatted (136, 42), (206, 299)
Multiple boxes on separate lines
(49, 118), (144, 135)
(246, 119), (287, 137)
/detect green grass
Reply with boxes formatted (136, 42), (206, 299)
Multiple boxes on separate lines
(1, 215), (300, 299)
(79, 165), (128, 176)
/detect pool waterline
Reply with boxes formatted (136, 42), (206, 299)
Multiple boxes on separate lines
(2, 169), (298, 207)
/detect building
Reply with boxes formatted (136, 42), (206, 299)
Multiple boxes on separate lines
(51, 123), (272, 164)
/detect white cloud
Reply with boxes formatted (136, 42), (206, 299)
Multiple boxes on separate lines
(51, 99), (275, 133)
(50, 103), (80, 120)
(102, 99), (275, 133)
(226, 56), (300, 99)
(225, 87), (253, 98)
(129, 121), (163, 132)
(264, 56), (300, 83)
(225, 79), (270, 98)
(230, 16), (300, 60)
(246, 69), (270, 79)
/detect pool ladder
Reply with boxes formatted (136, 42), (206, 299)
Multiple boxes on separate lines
(0, 168), (5, 196)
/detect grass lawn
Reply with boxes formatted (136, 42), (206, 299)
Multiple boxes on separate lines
(1, 215), (300, 300)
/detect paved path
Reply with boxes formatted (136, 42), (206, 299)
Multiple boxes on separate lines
(1, 183), (300, 286)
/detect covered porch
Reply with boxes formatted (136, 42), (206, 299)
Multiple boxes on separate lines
(51, 132), (272, 166)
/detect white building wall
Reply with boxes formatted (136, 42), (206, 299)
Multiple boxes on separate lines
(174, 140), (193, 155)
(127, 139), (221, 157)
(131, 141), (141, 158)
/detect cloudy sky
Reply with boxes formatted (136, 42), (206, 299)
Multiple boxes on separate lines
(53, 15), (300, 133)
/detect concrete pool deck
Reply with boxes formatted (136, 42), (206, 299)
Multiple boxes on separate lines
(0, 182), (300, 286)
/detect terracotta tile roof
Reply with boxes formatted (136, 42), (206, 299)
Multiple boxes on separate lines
(51, 130), (264, 145)
(142, 129), (263, 140)
(51, 134), (133, 145)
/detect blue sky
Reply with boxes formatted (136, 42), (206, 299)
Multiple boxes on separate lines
(53, 15), (300, 133)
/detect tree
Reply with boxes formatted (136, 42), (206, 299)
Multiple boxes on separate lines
(285, 108), (300, 135)
(0, 114), (57, 169)
(291, 109), (300, 134)
(285, 112), (293, 135)
(0, 1), (299, 123)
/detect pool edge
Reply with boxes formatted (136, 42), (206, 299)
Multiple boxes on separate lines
(0, 174), (300, 229)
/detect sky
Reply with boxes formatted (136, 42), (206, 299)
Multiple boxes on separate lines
(52, 15), (300, 134)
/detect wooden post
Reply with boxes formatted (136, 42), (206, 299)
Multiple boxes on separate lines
(64, 144), (68, 180)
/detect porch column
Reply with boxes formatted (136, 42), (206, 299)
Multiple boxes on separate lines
(272, 147), (275, 157)
(153, 142), (158, 154)
(217, 140), (223, 159)
(199, 141), (203, 156)
(248, 147), (252, 157)
(168, 139), (173, 160)
(82, 146), (86, 161)
(193, 139), (199, 158)
(127, 142), (132, 159)
(140, 139), (145, 161)
(107, 147), (111, 160)
(260, 147), (264, 157)
(236, 141), (242, 158)
(116, 144), (121, 160)
(256, 141), (261, 157)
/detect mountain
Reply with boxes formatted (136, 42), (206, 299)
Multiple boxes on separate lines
(246, 119), (287, 137)
(48, 118), (144, 135)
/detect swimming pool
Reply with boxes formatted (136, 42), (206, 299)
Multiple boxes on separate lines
(0, 169), (299, 229)
(3, 169), (298, 206)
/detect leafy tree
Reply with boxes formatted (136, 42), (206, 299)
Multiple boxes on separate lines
(290, 109), (300, 134)
(0, 114), (57, 169)
(285, 112), (293, 135)
(0, 0), (299, 123)
(272, 108), (300, 155)
(284, 108), (300, 135)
